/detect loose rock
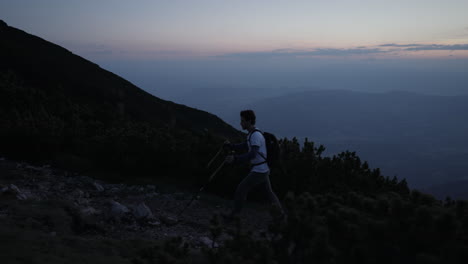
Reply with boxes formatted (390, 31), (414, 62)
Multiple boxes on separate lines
(93, 182), (104, 192)
(1, 184), (28, 200)
(109, 200), (130, 219)
(72, 188), (84, 198)
(160, 214), (178, 226)
(132, 202), (153, 219)
(80, 206), (100, 216)
(199, 236), (219, 248)
(148, 220), (161, 227)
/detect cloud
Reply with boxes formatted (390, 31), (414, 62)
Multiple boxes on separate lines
(311, 48), (386, 56)
(380, 43), (468, 51)
(221, 47), (388, 59)
(217, 42), (468, 60)
(61, 42), (115, 56)
(404, 44), (468, 51)
(379, 43), (423, 47)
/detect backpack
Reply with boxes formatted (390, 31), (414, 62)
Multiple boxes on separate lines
(248, 129), (280, 168)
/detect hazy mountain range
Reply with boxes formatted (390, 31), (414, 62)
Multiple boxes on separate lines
(171, 88), (468, 198)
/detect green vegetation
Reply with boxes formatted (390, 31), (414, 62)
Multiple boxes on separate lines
(206, 193), (468, 263)
(203, 139), (468, 263)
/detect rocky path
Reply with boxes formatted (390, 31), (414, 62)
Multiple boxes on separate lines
(0, 157), (273, 249)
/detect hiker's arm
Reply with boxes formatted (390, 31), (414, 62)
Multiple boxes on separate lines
(232, 142), (248, 152)
(225, 141), (248, 152)
(234, 145), (259, 164)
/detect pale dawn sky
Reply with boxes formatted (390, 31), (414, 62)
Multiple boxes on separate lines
(1, 0), (468, 60)
(2, 0), (468, 97)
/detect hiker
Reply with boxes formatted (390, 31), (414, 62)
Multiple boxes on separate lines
(223, 110), (283, 221)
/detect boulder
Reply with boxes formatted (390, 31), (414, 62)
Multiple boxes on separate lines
(159, 214), (178, 226)
(53, 182), (66, 192)
(132, 202), (153, 219)
(107, 187), (121, 194)
(174, 192), (186, 200)
(75, 197), (90, 206)
(38, 183), (50, 191)
(80, 206), (100, 216)
(16, 192), (28, 201)
(146, 185), (157, 192)
(145, 192), (159, 198)
(71, 188), (84, 198)
(148, 220), (161, 227)
(93, 182), (104, 192)
(8, 184), (21, 194)
(109, 200), (130, 219)
(199, 236), (219, 248)
(1, 184), (28, 200)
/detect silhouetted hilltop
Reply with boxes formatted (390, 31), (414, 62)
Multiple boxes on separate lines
(0, 20), (237, 136)
(0, 20), (241, 179)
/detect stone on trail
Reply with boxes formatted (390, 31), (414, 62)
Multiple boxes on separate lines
(93, 182), (104, 192)
(109, 200), (130, 219)
(7, 184), (20, 194)
(199, 236), (219, 248)
(71, 188), (84, 198)
(80, 206), (101, 216)
(132, 202), (153, 219)
(159, 214), (178, 226)
(148, 220), (161, 227)
(0, 184), (28, 200)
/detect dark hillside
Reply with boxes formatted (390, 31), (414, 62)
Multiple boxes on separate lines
(0, 20), (238, 135)
(0, 20), (241, 180)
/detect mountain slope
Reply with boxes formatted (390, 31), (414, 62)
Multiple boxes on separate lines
(0, 20), (238, 136)
(0, 20), (241, 179)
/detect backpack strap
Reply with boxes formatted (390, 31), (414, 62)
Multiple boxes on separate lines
(248, 129), (267, 166)
(247, 129), (262, 143)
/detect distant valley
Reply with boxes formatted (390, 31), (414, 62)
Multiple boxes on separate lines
(171, 89), (468, 198)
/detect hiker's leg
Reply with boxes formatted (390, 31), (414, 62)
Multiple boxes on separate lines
(232, 171), (266, 215)
(262, 171), (284, 214)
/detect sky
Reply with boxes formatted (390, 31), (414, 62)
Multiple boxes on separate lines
(2, 0), (468, 96)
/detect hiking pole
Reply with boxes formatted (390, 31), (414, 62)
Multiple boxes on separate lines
(206, 145), (225, 168)
(177, 160), (227, 218)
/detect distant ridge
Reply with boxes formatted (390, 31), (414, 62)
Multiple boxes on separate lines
(246, 89), (468, 140)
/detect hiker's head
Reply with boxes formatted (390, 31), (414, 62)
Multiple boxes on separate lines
(240, 110), (256, 130)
